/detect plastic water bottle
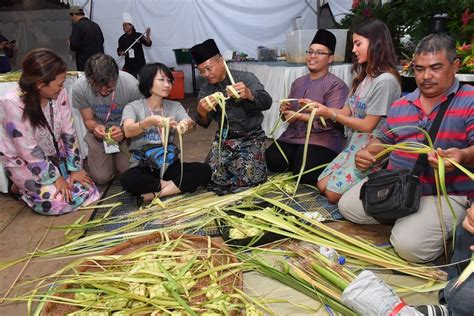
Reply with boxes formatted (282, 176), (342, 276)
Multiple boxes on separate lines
(319, 246), (346, 265)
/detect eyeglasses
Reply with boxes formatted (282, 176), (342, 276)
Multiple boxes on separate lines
(306, 50), (332, 57)
(197, 59), (221, 75)
(155, 78), (174, 85)
(98, 85), (115, 94)
(92, 82), (116, 95)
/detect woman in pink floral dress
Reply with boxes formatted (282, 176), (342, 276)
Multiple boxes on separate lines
(0, 49), (99, 215)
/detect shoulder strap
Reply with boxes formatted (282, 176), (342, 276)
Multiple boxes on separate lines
(45, 100), (61, 157)
(412, 85), (462, 176)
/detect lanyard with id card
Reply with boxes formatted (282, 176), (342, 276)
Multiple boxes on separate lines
(103, 92), (121, 154)
(46, 100), (69, 179)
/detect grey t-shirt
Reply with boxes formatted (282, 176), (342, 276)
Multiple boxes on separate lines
(346, 72), (401, 140)
(121, 98), (190, 154)
(71, 71), (143, 127)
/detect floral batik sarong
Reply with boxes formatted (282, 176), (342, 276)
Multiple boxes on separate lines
(206, 129), (267, 195)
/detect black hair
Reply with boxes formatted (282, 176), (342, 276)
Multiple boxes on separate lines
(351, 19), (400, 93)
(138, 63), (175, 98)
(415, 33), (457, 62)
(19, 48), (67, 129)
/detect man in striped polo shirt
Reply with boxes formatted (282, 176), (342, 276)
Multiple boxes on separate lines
(338, 33), (474, 263)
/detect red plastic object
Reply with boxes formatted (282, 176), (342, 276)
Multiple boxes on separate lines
(168, 70), (185, 100)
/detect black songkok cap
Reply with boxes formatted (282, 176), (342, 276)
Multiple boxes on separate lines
(311, 29), (336, 53)
(190, 39), (220, 65)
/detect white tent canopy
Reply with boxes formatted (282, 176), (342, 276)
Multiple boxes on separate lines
(70, 0), (321, 92)
(75, 0), (318, 61)
(1, 0), (356, 92)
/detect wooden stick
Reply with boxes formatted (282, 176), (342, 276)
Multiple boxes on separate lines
(223, 59), (235, 85)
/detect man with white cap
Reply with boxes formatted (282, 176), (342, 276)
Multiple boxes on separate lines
(68, 5), (104, 71)
(117, 12), (152, 78)
(190, 38), (272, 194)
(266, 29), (349, 185)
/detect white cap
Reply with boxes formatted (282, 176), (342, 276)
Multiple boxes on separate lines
(123, 12), (134, 25)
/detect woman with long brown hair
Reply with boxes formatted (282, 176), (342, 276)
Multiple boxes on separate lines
(313, 19), (401, 204)
(0, 48), (99, 215)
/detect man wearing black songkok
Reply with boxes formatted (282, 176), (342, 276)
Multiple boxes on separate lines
(190, 38), (272, 194)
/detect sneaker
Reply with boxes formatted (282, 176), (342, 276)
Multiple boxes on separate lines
(415, 304), (450, 316)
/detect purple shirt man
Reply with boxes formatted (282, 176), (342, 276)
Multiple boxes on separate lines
(266, 29), (349, 185)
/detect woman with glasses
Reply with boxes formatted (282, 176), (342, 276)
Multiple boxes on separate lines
(120, 63), (211, 204)
(0, 49), (99, 215)
(315, 19), (401, 204)
(265, 29), (349, 185)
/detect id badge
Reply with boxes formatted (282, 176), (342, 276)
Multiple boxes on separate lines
(128, 49), (135, 58)
(103, 140), (121, 154)
(59, 161), (69, 179)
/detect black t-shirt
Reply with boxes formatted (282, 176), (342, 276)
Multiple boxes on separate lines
(69, 18), (104, 71)
(117, 32), (151, 76)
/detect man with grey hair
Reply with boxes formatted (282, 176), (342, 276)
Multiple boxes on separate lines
(72, 53), (143, 184)
(338, 33), (474, 263)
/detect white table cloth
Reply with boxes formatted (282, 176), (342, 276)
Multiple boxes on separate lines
(228, 62), (353, 138)
(0, 74), (88, 193)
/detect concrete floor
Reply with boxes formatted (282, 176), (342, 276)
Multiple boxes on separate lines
(0, 95), (393, 315)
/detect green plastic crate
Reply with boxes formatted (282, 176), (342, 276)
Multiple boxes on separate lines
(173, 48), (193, 64)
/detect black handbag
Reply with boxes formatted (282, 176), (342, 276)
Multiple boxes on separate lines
(360, 169), (421, 223)
(360, 88), (459, 224)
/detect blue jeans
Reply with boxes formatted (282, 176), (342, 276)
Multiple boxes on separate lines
(444, 221), (474, 315)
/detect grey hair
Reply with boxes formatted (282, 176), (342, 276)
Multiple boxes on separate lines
(414, 33), (457, 62)
(84, 53), (119, 86)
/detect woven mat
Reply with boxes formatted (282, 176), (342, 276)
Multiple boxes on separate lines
(84, 179), (141, 236)
(84, 181), (342, 237)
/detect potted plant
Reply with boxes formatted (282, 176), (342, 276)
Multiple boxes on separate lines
(340, 1), (472, 67)
(397, 0), (473, 78)
(393, 0), (471, 45)
(339, 1), (406, 60)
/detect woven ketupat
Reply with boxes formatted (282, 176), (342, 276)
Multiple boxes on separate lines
(42, 232), (243, 315)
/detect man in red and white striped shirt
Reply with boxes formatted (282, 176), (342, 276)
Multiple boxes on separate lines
(338, 33), (474, 263)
